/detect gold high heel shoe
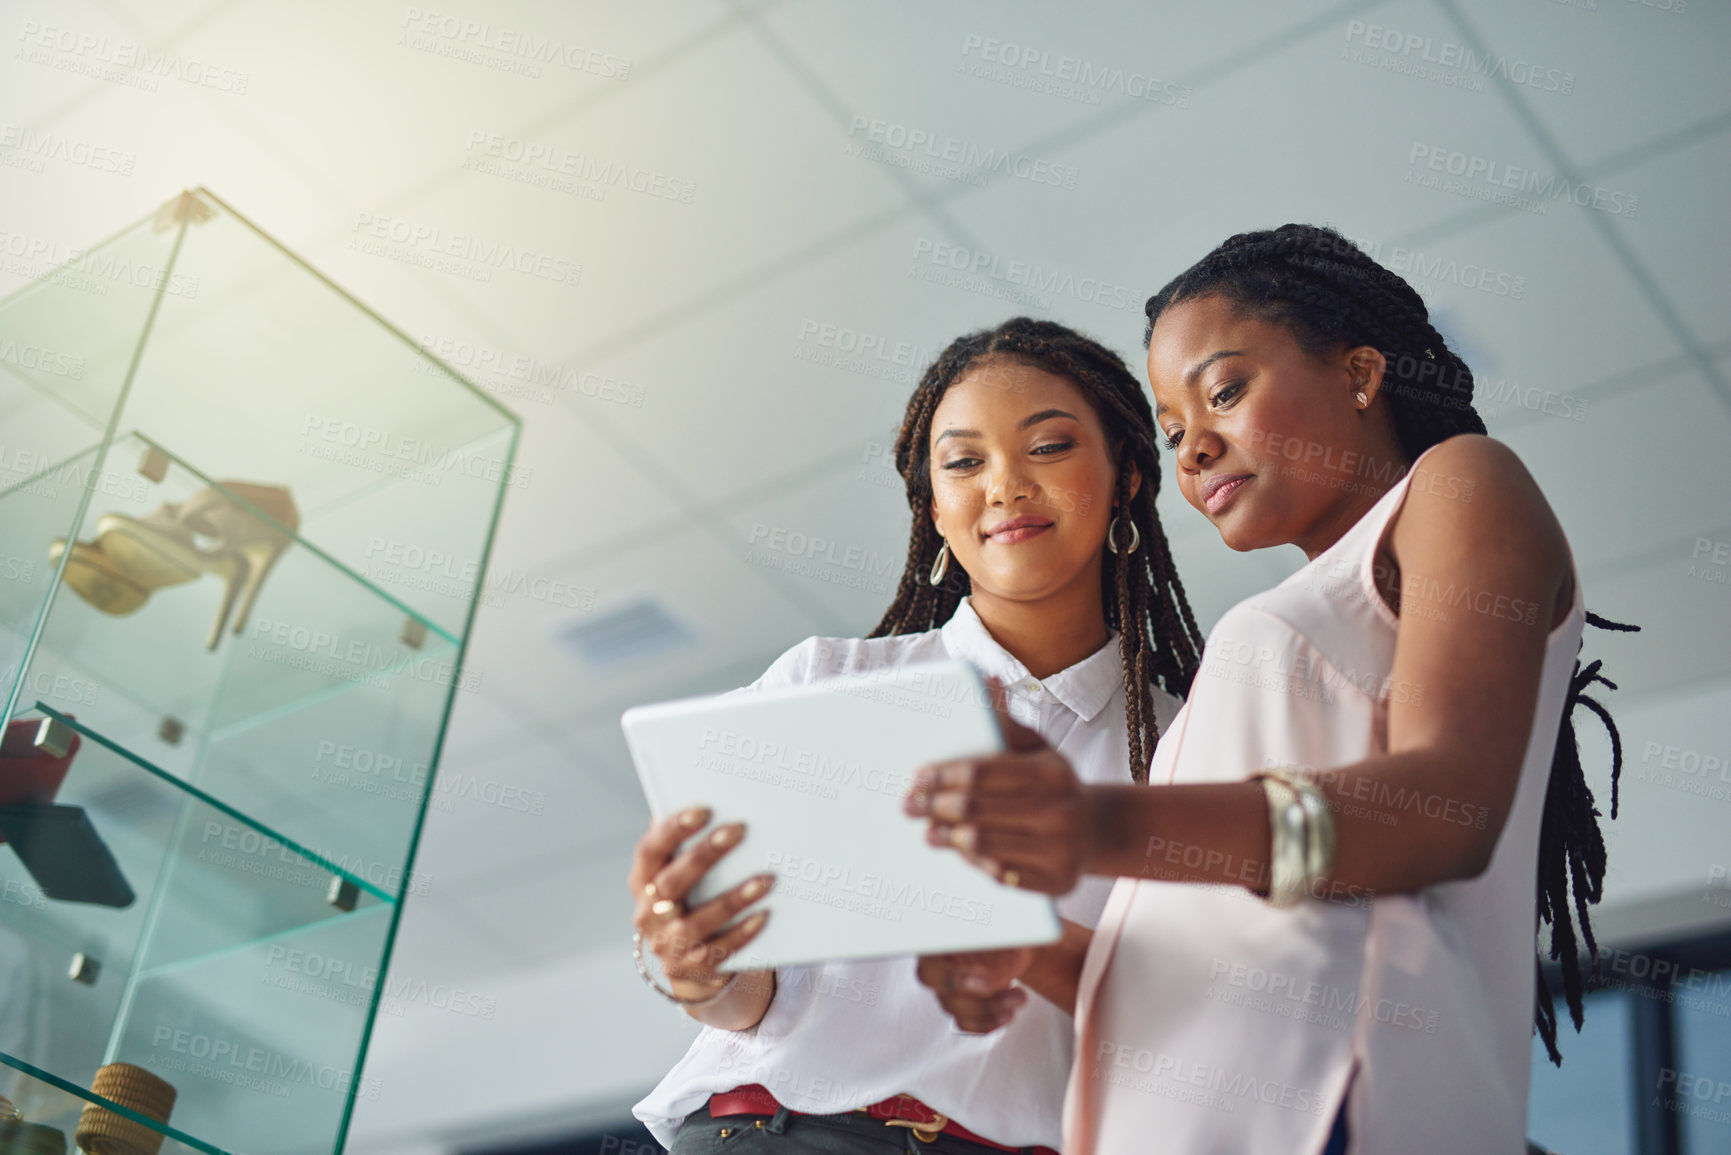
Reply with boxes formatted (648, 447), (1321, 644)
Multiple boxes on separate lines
(96, 482), (298, 650)
(46, 537), (160, 616)
(51, 522), (245, 650)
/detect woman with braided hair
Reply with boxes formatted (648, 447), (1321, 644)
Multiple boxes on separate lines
(907, 224), (1635, 1154)
(628, 317), (1204, 1153)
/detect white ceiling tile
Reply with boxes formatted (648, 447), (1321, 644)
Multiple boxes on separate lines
(1598, 677), (1731, 907)
(750, 0), (1109, 195)
(446, 842), (640, 971)
(458, 516), (836, 727)
(936, 0), (1537, 272)
(1609, 127), (1731, 354)
(4, 0), (157, 125)
(717, 436), (917, 630)
(399, 14), (910, 365)
(1451, 0), (1731, 168)
(551, 715), (644, 799)
(95, 0), (239, 43)
(439, 679), (549, 753)
(478, 403), (687, 568)
(382, 881), (525, 984)
(1501, 356), (1731, 576)
(552, 238), (935, 498)
(1394, 207), (1679, 415)
(1569, 549), (1731, 705)
(415, 729), (644, 891)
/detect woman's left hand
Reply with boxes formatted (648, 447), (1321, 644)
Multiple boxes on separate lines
(903, 677), (1094, 895)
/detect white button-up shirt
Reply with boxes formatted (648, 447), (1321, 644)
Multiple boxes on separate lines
(633, 597), (1182, 1149)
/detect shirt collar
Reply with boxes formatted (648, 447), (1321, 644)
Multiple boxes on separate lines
(939, 597), (1124, 722)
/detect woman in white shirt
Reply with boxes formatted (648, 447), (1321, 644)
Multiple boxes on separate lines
(626, 317), (1205, 1153)
(908, 225), (1635, 1154)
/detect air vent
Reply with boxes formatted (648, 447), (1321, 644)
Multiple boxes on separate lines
(555, 598), (693, 667)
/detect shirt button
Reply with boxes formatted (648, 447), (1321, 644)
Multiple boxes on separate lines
(1023, 679), (1043, 694)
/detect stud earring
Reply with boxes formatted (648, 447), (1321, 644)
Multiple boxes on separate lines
(1354, 391), (1367, 407)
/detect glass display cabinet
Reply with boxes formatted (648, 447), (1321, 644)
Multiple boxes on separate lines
(0, 189), (519, 1154)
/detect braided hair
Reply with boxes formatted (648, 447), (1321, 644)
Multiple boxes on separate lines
(1142, 223), (1639, 1066)
(869, 316), (1203, 782)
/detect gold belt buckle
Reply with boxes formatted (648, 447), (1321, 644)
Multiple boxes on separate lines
(883, 1115), (948, 1143)
(883, 1095), (948, 1143)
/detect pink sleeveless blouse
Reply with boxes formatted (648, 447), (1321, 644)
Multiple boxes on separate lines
(1065, 441), (1586, 1154)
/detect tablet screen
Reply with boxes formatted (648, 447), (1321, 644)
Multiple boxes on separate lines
(621, 659), (1061, 970)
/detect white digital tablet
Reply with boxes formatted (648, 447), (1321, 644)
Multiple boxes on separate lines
(620, 659), (1061, 971)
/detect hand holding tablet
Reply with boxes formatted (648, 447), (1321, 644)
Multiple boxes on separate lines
(903, 681), (1095, 898)
(621, 660), (1061, 973)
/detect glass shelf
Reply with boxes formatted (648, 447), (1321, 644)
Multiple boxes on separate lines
(1, 433), (465, 874)
(1, 1058), (225, 1155)
(0, 188), (517, 641)
(0, 708), (393, 1154)
(0, 187), (515, 1155)
(0, 456), (85, 737)
(0, 208), (179, 467)
(109, 907), (391, 1155)
(33, 707), (401, 904)
(0, 190), (512, 640)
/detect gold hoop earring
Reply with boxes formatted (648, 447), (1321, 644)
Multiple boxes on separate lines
(928, 540), (951, 586)
(1105, 517), (1140, 555)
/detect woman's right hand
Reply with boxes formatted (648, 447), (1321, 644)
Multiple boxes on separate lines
(628, 807), (777, 1018)
(919, 920), (1093, 1026)
(916, 948), (1035, 1033)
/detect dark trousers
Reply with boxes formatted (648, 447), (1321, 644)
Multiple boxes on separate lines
(671, 1100), (1351, 1153)
(669, 1104), (1051, 1155)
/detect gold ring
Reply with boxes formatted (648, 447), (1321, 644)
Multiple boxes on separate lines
(1003, 870), (1020, 889)
(651, 898), (682, 919)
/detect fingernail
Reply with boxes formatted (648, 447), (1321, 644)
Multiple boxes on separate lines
(744, 910), (770, 932)
(962, 975), (991, 995)
(679, 807), (710, 829)
(710, 823), (743, 847)
(741, 875), (772, 900)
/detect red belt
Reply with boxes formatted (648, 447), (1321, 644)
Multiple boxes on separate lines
(707, 1084), (1056, 1154)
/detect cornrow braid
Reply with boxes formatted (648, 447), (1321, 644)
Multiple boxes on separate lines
(1141, 222), (1640, 1066)
(1145, 224), (1487, 458)
(869, 316), (1204, 782)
